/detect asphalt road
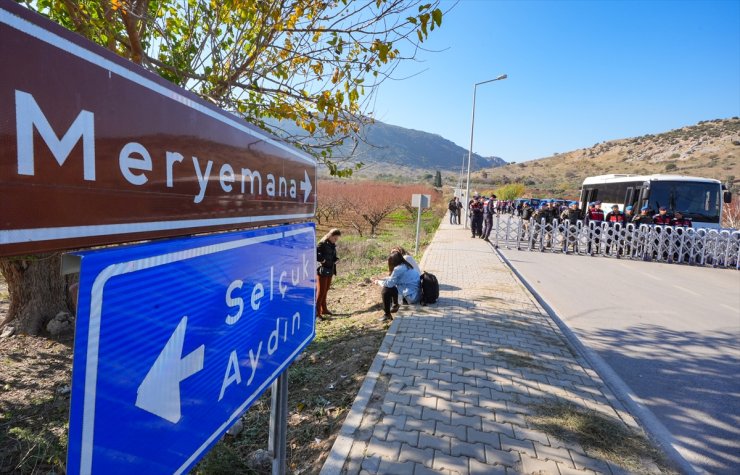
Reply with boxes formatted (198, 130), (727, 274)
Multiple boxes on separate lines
(498, 247), (740, 474)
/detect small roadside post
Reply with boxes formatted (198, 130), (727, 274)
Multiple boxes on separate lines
(411, 194), (431, 255)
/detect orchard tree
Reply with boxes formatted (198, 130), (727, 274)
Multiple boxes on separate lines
(2, 0), (445, 335)
(346, 182), (406, 236)
(495, 183), (526, 201)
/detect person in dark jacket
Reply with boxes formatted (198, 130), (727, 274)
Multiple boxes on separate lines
(482, 194), (497, 241)
(653, 206), (672, 225)
(604, 204), (626, 256)
(560, 201), (581, 253)
(470, 195), (484, 238)
(671, 210), (692, 228)
(532, 203), (552, 248)
(584, 201), (605, 255)
(448, 197), (459, 224)
(520, 202), (533, 240)
(316, 228), (341, 320)
(624, 205), (635, 223)
(633, 206), (653, 225)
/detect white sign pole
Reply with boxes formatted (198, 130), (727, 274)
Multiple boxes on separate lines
(415, 204), (423, 255)
(411, 194), (430, 255)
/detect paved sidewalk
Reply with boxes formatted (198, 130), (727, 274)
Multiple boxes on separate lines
(321, 218), (653, 475)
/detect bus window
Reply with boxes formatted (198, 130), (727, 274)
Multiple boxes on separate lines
(624, 187), (634, 209)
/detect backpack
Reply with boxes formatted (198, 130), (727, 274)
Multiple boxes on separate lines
(419, 272), (439, 305)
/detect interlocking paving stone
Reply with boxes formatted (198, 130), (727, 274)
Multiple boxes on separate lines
(433, 450), (469, 474)
(398, 443), (434, 466)
(321, 218), (652, 475)
(533, 441), (576, 467)
(521, 455), (563, 475)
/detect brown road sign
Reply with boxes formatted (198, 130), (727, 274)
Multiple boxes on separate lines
(0, 2), (316, 257)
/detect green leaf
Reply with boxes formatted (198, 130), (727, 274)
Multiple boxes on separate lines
(432, 8), (443, 27)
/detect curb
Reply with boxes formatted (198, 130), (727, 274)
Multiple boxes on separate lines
(319, 315), (401, 475)
(494, 245), (699, 475)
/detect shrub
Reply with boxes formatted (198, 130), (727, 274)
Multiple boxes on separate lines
(665, 163), (678, 171)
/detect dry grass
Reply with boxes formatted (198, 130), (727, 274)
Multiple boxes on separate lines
(528, 401), (678, 474)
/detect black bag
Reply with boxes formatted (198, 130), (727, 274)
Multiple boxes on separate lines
(419, 272), (439, 305)
(317, 265), (333, 277)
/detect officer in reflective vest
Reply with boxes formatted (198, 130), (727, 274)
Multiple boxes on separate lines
(604, 204), (625, 256)
(585, 201), (604, 255)
(671, 210), (692, 227)
(652, 206), (672, 225)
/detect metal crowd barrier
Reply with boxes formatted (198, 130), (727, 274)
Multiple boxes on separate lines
(492, 216), (740, 270)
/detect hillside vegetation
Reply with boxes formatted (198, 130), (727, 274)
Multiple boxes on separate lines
(473, 117), (740, 198)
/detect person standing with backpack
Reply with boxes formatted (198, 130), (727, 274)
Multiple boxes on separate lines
(316, 228), (341, 321)
(373, 252), (420, 322)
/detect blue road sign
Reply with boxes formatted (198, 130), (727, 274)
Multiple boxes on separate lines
(66, 223), (316, 474)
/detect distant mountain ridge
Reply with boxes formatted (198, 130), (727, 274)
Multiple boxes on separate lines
(354, 121), (507, 171)
(266, 118), (507, 172)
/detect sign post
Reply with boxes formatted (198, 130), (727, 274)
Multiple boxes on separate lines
(0, 2), (316, 258)
(411, 194), (431, 255)
(65, 223), (316, 474)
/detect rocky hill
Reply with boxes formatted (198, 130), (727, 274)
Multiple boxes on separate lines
(266, 118), (506, 178)
(474, 118), (740, 198)
(351, 121), (506, 171)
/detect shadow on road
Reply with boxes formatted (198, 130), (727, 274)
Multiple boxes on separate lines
(588, 325), (740, 474)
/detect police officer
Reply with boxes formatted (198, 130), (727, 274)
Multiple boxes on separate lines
(604, 204), (626, 256)
(560, 201), (581, 253)
(623, 205), (635, 256)
(672, 210), (692, 227)
(653, 206), (672, 225)
(470, 195), (484, 238)
(520, 201), (533, 240)
(532, 203), (551, 248)
(584, 201), (604, 255)
(633, 205), (653, 225)
(624, 205), (635, 222)
(482, 193), (497, 241)
(650, 206), (673, 261)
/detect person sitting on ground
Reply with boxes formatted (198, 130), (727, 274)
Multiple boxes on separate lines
(390, 246), (421, 273)
(374, 252), (421, 322)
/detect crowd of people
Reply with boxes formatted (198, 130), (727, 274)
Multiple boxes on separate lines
(448, 194), (500, 240)
(517, 200), (693, 228)
(517, 200), (694, 257)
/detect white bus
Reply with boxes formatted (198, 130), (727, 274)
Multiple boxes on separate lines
(580, 174), (732, 229)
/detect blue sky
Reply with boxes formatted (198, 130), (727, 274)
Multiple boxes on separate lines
(369, 0), (740, 163)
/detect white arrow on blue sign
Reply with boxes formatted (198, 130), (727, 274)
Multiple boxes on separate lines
(66, 223), (316, 474)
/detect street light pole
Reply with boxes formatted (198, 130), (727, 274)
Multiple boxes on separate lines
(464, 74), (507, 229)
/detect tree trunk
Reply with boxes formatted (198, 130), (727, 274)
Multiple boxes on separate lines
(0, 254), (70, 335)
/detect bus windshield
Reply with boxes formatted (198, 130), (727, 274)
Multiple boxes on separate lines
(648, 181), (721, 223)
